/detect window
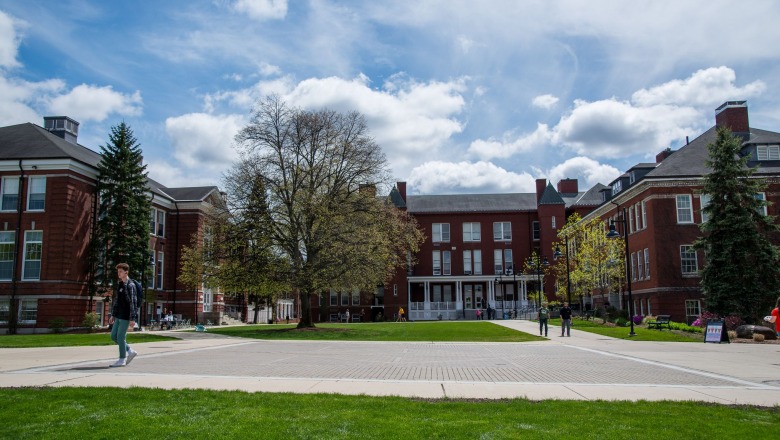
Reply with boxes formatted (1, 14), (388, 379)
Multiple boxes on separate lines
(612, 180), (622, 195)
(685, 300), (701, 319)
(641, 201), (647, 229)
(755, 193), (767, 216)
(628, 206), (634, 233)
(493, 249), (503, 275)
(150, 209), (157, 234)
(757, 145), (780, 160)
(635, 203), (642, 230)
(19, 299), (37, 323)
(532, 221), (540, 241)
(700, 194), (711, 223)
(462, 222), (481, 242)
(27, 176), (46, 211)
(156, 252), (164, 289)
(680, 245), (698, 275)
(442, 250), (451, 276)
(503, 249), (513, 274)
(340, 291), (349, 306)
(203, 288), (213, 312)
(493, 222), (511, 241)
(637, 252), (643, 281)
(676, 195), (693, 224)
(23, 231), (42, 280)
(156, 210), (166, 237)
(330, 290), (338, 306)
(0, 299), (8, 323)
(352, 290), (360, 305)
(0, 231), (13, 280)
(432, 251), (442, 275)
(551, 216), (556, 230)
(1, 177), (19, 211)
(432, 223), (450, 242)
(147, 251), (155, 289)
(462, 249), (482, 275)
(644, 248), (650, 279)
(630, 252), (636, 280)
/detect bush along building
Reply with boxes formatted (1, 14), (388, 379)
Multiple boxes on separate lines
(0, 116), (225, 333)
(582, 101), (780, 324)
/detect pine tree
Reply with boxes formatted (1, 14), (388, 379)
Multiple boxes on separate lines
(92, 123), (151, 291)
(696, 127), (780, 322)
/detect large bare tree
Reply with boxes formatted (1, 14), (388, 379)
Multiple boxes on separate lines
(231, 96), (423, 328)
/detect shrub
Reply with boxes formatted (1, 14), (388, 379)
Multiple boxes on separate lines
(724, 315), (742, 331)
(696, 312), (742, 330)
(81, 312), (100, 332)
(48, 317), (66, 333)
(753, 333), (765, 343)
(728, 330), (737, 340)
(632, 315), (643, 325)
(614, 317), (628, 327)
(669, 321), (703, 333)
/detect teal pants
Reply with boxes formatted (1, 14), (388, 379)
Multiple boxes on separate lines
(110, 318), (131, 359)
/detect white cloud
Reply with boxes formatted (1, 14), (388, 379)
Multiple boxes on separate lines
(532, 94), (559, 109)
(145, 160), (219, 188)
(468, 123), (551, 160)
(408, 161), (537, 194)
(233, 0), (288, 20)
(0, 10), (21, 69)
(0, 76), (64, 125)
(631, 66), (766, 107)
(47, 84), (143, 122)
(165, 112), (246, 171)
(546, 156), (621, 190)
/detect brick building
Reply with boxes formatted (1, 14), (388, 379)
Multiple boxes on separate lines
(584, 101), (780, 323)
(0, 116), (224, 333)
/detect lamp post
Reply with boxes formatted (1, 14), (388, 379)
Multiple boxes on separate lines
(606, 207), (636, 337)
(528, 255), (549, 309)
(554, 236), (572, 306)
(493, 274), (503, 319)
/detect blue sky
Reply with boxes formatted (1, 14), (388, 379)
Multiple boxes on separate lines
(1, 1), (779, 195)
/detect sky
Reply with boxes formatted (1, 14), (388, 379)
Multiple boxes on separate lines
(1, 1), (779, 196)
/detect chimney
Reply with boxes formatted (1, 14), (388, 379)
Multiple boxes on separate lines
(535, 178), (547, 202)
(715, 101), (749, 134)
(556, 178), (578, 195)
(656, 148), (674, 163)
(43, 116), (79, 144)
(396, 181), (407, 202)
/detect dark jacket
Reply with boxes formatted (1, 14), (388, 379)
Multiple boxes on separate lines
(111, 280), (138, 321)
(560, 306), (572, 320)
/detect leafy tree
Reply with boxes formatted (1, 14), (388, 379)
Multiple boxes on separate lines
(91, 123), (151, 296)
(231, 95), (424, 328)
(555, 213), (623, 309)
(696, 127), (780, 322)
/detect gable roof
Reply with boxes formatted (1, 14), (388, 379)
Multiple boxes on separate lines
(0, 122), (101, 167)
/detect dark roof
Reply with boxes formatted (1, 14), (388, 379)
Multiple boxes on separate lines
(539, 182), (565, 205)
(647, 126), (780, 179)
(0, 122), (101, 167)
(163, 186), (220, 202)
(388, 186), (406, 208)
(571, 183), (608, 206)
(407, 193), (539, 213)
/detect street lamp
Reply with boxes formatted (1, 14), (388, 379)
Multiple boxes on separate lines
(493, 274), (503, 319)
(527, 255), (549, 309)
(554, 236), (572, 306)
(606, 207), (636, 337)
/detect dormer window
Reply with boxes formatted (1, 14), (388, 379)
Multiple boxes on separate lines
(757, 145), (780, 161)
(629, 171), (636, 184)
(611, 180), (622, 196)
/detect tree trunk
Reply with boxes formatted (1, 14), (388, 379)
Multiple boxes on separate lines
(297, 290), (315, 328)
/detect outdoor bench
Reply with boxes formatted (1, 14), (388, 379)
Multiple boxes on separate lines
(647, 315), (671, 330)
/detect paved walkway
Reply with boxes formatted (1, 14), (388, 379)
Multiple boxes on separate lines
(2, 320), (779, 406)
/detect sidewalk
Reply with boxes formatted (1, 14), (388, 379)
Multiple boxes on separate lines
(1, 322), (779, 406)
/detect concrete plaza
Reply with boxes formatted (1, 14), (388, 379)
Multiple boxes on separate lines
(1, 320), (778, 406)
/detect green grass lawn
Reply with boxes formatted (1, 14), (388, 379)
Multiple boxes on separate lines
(0, 387), (776, 439)
(207, 321), (545, 342)
(0, 332), (177, 348)
(547, 318), (704, 342)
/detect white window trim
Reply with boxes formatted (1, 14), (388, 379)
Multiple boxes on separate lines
(676, 195), (694, 224)
(0, 231), (14, 281)
(432, 223), (450, 243)
(1, 176), (19, 212)
(26, 176), (46, 211)
(156, 251), (164, 290)
(473, 249), (482, 275)
(462, 222), (481, 242)
(18, 299), (38, 324)
(22, 230), (42, 281)
(680, 245), (698, 275)
(493, 222), (512, 241)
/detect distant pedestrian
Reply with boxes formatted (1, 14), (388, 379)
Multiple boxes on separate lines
(560, 301), (572, 337)
(398, 307), (406, 322)
(285, 314), (290, 324)
(476, 308), (482, 320)
(767, 297), (780, 337)
(538, 303), (549, 336)
(109, 263), (139, 367)
(345, 309), (350, 322)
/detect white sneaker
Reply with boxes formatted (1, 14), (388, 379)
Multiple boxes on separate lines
(109, 358), (126, 368)
(126, 350), (138, 365)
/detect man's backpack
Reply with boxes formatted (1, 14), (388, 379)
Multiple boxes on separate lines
(130, 278), (143, 309)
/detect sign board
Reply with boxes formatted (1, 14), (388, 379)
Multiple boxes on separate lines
(704, 319), (729, 343)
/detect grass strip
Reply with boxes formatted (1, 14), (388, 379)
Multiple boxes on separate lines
(0, 387), (776, 439)
(0, 332), (178, 348)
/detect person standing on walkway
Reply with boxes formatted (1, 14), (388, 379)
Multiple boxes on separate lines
(109, 263), (139, 367)
(538, 303), (549, 336)
(560, 301), (572, 337)
(398, 307), (406, 322)
(345, 309), (350, 323)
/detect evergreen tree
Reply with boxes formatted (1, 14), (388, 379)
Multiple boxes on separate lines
(696, 127), (780, 322)
(92, 123), (151, 291)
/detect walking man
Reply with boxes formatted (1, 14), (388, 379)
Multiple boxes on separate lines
(560, 301), (572, 337)
(538, 303), (549, 336)
(109, 263), (139, 367)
